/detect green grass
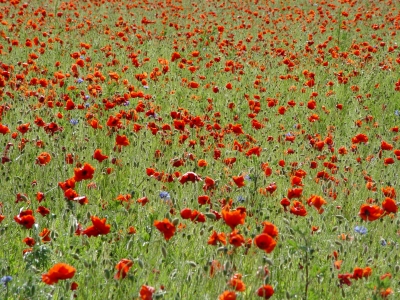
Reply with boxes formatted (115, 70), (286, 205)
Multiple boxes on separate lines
(0, 0), (399, 299)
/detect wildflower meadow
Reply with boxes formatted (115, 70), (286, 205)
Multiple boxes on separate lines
(0, 0), (399, 299)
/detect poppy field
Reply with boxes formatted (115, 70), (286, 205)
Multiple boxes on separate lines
(1, 0), (400, 299)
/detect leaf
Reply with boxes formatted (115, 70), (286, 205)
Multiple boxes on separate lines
(287, 239), (298, 249)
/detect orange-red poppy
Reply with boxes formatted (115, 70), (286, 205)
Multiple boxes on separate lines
(222, 206), (246, 230)
(228, 273), (246, 292)
(229, 230), (245, 247)
(307, 195), (327, 213)
(290, 201), (307, 216)
(219, 291), (237, 300)
(381, 186), (396, 198)
(36, 152), (51, 165)
(17, 123), (30, 134)
(261, 222), (279, 238)
(352, 133), (368, 144)
(114, 259), (133, 280)
(254, 233), (277, 253)
(14, 209), (35, 229)
(82, 216), (111, 237)
(0, 123), (10, 134)
(197, 159), (208, 167)
(359, 204), (383, 221)
(381, 141), (393, 150)
(36, 206), (50, 217)
(208, 231), (227, 245)
(287, 188), (303, 199)
(154, 218), (176, 240)
(232, 175), (245, 188)
(74, 163), (95, 181)
(256, 285), (274, 299)
(198, 195), (210, 205)
(115, 134), (130, 146)
(179, 172), (202, 184)
(93, 149), (108, 162)
(139, 285), (155, 300)
(137, 197), (149, 206)
(42, 263), (76, 285)
(39, 228), (51, 242)
(382, 197), (397, 214)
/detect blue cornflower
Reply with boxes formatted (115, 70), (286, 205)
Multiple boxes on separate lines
(84, 103), (90, 108)
(77, 78), (84, 84)
(354, 226), (367, 235)
(85, 95), (90, 100)
(237, 195), (245, 203)
(80, 55), (85, 60)
(380, 239), (387, 246)
(123, 101), (130, 106)
(69, 119), (79, 126)
(1, 276), (12, 286)
(244, 174), (252, 181)
(159, 191), (171, 201)
(395, 110), (400, 117)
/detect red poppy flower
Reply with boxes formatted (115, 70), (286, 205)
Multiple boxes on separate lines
(82, 216), (111, 237)
(219, 291), (237, 300)
(208, 231), (227, 245)
(359, 204), (383, 221)
(17, 123), (30, 134)
(198, 195), (210, 205)
(307, 195), (327, 213)
(39, 228), (51, 242)
(232, 175), (245, 188)
(36, 152), (51, 165)
(382, 197), (397, 214)
(36, 191), (45, 202)
(352, 133), (368, 144)
(222, 206), (246, 230)
(381, 186), (396, 198)
(265, 182), (277, 194)
(381, 141), (393, 150)
(114, 259), (133, 280)
(14, 209), (35, 229)
(290, 201), (307, 216)
(338, 273), (352, 286)
(287, 188), (303, 199)
(74, 163), (95, 181)
(93, 149), (108, 162)
(256, 285), (274, 299)
(154, 218), (176, 240)
(229, 229), (245, 247)
(197, 159), (208, 167)
(115, 134), (130, 146)
(229, 273), (246, 292)
(42, 263), (76, 285)
(190, 210), (206, 223)
(254, 233), (277, 253)
(280, 198), (291, 211)
(261, 222), (279, 238)
(36, 206), (50, 217)
(0, 123), (10, 134)
(23, 237), (36, 247)
(64, 188), (79, 201)
(245, 146), (262, 157)
(384, 157), (395, 165)
(179, 172), (202, 184)
(139, 285), (155, 300)
(115, 194), (131, 202)
(203, 176), (216, 191)
(137, 197), (149, 206)
(58, 177), (76, 191)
